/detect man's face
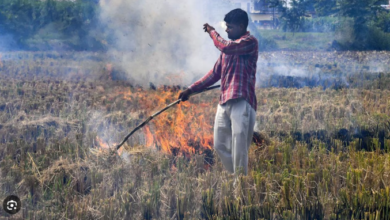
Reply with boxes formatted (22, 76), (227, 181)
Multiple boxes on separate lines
(225, 22), (244, 40)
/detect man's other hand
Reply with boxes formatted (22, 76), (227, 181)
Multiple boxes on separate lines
(178, 89), (192, 102)
(203, 23), (215, 33)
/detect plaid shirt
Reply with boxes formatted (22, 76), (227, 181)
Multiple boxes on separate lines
(189, 30), (258, 111)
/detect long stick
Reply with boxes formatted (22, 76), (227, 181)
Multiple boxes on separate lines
(115, 85), (220, 151)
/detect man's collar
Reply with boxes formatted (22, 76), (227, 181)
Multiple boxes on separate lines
(242, 31), (250, 38)
(234, 31), (250, 40)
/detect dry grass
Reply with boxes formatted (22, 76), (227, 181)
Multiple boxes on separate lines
(256, 87), (390, 135)
(0, 51), (390, 219)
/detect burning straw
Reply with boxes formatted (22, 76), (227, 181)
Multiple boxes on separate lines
(90, 85), (221, 157)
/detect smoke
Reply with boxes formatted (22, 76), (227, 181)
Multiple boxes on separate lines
(254, 51), (390, 89)
(0, 30), (18, 51)
(99, 0), (236, 87)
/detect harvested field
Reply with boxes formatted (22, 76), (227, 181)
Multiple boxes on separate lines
(1, 51), (390, 219)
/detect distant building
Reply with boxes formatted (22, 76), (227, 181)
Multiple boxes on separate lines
(381, 0), (390, 10)
(231, 0), (281, 29)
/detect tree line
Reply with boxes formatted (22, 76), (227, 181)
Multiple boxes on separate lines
(269, 0), (390, 50)
(0, 0), (104, 51)
(1, 0), (390, 51)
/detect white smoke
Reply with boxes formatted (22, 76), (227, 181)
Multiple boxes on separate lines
(0, 31), (18, 51)
(99, 0), (236, 87)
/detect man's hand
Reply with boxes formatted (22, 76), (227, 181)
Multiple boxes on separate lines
(203, 23), (215, 33)
(178, 89), (192, 102)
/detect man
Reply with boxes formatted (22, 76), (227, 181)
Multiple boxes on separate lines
(178, 8), (258, 176)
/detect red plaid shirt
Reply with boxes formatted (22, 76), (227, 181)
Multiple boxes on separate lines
(189, 30), (258, 111)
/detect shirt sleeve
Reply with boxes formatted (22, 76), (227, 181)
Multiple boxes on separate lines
(209, 30), (257, 55)
(188, 54), (222, 92)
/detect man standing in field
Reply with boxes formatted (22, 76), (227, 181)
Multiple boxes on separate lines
(178, 8), (258, 176)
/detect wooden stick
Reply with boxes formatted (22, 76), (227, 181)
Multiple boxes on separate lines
(115, 85), (221, 151)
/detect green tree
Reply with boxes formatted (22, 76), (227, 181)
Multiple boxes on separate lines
(312, 0), (339, 16)
(267, 0), (281, 28)
(279, 0), (312, 35)
(0, 0), (45, 45)
(338, 0), (386, 49)
(0, 0), (102, 50)
(375, 10), (390, 33)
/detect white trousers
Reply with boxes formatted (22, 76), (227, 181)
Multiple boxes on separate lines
(213, 98), (256, 175)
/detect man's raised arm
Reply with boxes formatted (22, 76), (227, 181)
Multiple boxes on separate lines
(178, 55), (222, 101)
(209, 30), (257, 56)
(188, 54), (222, 92)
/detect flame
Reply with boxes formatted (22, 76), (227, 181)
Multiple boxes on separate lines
(114, 87), (132, 101)
(107, 81), (218, 158)
(144, 125), (154, 147)
(96, 136), (110, 149)
(95, 136), (122, 156)
(144, 86), (216, 157)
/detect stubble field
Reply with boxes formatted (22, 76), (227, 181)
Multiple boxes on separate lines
(1, 51), (390, 219)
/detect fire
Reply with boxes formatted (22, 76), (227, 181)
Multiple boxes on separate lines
(114, 87), (132, 101)
(150, 95), (215, 157)
(95, 136), (122, 156)
(96, 136), (110, 149)
(144, 125), (154, 147)
(105, 80), (218, 158)
(109, 84), (217, 157)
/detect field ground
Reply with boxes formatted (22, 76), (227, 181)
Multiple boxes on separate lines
(1, 51), (390, 219)
(259, 29), (336, 51)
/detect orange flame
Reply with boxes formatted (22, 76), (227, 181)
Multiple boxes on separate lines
(144, 126), (154, 147)
(107, 81), (218, 158)
(95, 136), (122, 156)
(114, 88), (132, 101)
(145, 87), (216, 157)
(96, 136), (110, 149)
